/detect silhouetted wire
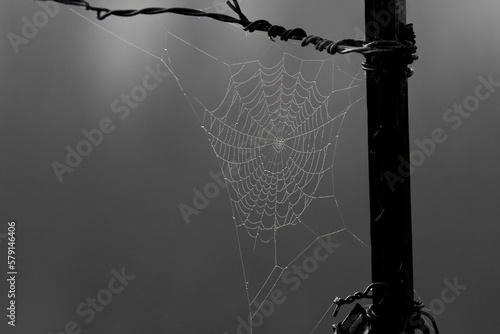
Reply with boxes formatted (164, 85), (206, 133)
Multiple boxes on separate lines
(35, 0), (417, 61)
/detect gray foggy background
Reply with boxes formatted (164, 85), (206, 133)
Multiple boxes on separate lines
(1, 0), (499, 333)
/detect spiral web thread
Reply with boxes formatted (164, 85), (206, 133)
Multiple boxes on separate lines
(198, 49), (359, 245)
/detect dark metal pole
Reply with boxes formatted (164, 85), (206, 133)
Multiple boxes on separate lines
(364, 0), (415, 333)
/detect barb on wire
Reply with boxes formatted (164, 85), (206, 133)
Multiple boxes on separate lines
(332, 283), (375, 317)
(35, 0), (417, 62)
(332, 282), (416, 317)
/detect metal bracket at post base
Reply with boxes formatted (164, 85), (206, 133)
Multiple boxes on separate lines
(332, 304), (372, 334)
(332, 303), (436, 334)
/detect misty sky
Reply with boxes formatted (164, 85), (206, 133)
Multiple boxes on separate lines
(1, 1), (499, 333)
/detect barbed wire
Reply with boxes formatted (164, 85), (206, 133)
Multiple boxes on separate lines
(35, 0), (417, 62)
(332, 282), (440, 334)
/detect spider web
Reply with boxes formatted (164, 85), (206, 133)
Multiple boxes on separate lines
(63, 3), (376, 333)
(201, 50), (346, 241)
(167, 32), (367, 331)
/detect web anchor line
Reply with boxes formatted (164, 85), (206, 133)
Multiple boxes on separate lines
(36, 0), (418, 71)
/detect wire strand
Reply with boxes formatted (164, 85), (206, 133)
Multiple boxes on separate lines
(35, 0), (417, 62)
